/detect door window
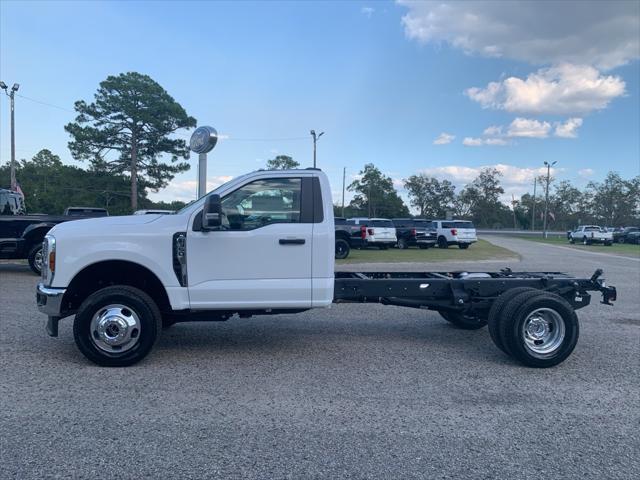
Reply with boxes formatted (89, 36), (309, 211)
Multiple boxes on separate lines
(220, 178), (301, 230)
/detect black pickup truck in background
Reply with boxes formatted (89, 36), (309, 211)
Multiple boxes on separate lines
(0, 189), (109, 275)
(335, 217), (367, 259)
(392, 218), (438, 249)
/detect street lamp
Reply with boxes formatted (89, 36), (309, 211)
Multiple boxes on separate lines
(1, 81), (19, 192)
(542, 160), (557, 238)
(310, 129), (324, 168)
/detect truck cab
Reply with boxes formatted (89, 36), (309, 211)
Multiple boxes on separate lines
(37, 169), (334, 365)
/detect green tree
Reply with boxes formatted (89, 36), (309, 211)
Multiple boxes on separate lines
(454, 168), (509, 227)
(348, 163), (409, 218)
(65, 72), (196, 210)
(586, 172), (640, 226)
(0, 149), (137, 215)
(404, 174), (455, 218)
(266, 155), (299, 170)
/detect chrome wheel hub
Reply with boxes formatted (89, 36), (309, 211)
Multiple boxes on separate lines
(34, 249), (43, 271)
(90, 304), (141, 354)
(522, 308), (565, 358)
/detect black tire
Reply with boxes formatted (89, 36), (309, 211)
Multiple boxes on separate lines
(498, 292), (579, 368)
(27, 243), (44, 275)
(335, 239), (350, 259)
(618, 237), (625, 244)
(73, 286), (162, 367)
(398, 238), (409, 249)
(458, 243), (469, 249)
(437, 236), (448, 249)
(582, 236), (589, 245)
(439, 311), (487, 330)
(487, 288), (546, 354)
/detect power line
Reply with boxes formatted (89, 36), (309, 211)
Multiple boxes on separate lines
(15, 94), (75, 113)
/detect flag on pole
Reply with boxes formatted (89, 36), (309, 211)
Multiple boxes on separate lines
(13, 181), (24, 199)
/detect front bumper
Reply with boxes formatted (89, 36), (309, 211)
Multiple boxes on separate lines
(36, 283), (66, 336)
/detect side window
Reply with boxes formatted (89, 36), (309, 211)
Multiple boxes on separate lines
(221, 178), (301, 230)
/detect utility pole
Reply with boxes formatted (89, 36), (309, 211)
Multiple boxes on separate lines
(0, 81), (20, 190)
(542, 161), (557, 238)
(511, 194), (517, 230)
(310, 130), (324, 168)
(341, 167), (346, 217)
(531, 177), (537, 231)
(368, 182), (372, 217)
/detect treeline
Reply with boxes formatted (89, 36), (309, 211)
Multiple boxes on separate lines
(0, 150), (186, 215)
(335, 164), (639, 229)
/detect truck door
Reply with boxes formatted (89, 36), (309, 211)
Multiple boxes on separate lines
(187, 176), (313, 309)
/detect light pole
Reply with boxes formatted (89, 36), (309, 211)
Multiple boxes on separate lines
(542, 160), (557, 238)
(0, 81), (20, 190)
(310, 130), (324, 168)
(341, 167), (346, 217)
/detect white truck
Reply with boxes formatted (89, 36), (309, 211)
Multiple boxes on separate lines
(569, 226), (613, 246)
(36, 169), (616, 368)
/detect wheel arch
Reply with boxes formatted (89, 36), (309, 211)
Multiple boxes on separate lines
(61, 260), (171, 316)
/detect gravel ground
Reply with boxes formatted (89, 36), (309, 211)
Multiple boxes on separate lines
(1, 236), (638, 479)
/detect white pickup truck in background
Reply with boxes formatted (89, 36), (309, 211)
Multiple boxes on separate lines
(36, 169), (617, 368)
(569, 225), (613, 245)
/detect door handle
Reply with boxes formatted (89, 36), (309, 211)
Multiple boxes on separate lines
(279, 238), (306, 245)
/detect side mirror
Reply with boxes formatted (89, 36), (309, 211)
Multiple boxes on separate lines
(202, 194), (222, 230)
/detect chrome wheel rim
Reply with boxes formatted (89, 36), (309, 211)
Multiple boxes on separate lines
(336, 242), (347, 257)
(522, 308), (565, 358)
(34, 248), (43, 272)
(90, 304), (141, 354)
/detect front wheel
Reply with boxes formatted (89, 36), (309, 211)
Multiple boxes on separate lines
(335, 239), (350, 259)
(582, 237), (589, 245)
(28, 244), (44, 275)
(437, 237), (448, 249)
(73, 286), (162, 367)
(397, 238), (409, 249)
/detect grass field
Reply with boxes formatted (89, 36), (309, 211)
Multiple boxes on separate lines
(512, 234), (640, 257)
(336, 239), (517, 264)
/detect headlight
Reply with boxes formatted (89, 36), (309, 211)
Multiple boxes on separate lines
(42, 234), (56, 285)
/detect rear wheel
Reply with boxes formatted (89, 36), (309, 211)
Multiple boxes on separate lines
(488, 288), (546, 354)
(499, 292), (579, 368)
(569, 237), (575, 244)
(335, 239), (350, 259)
(437, 236), (448, 249)
(582, 236), (590, 245)
(28, 243), (44, 275)
(439, 311), (487, 330)
(73, 286), (162, 367)
(397, 238), (409, 249)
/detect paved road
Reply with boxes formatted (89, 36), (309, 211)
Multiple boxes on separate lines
(1, 237), (638, 479)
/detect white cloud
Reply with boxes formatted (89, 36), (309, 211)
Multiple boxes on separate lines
(483, 125), (503, 137)
(398, 0), (640, 70)
(361, 6), (374, 18)
(148, 176), (233, 203)
(433, 132), (455, 145)
(466, 64), (626, 115)
(554, 118), (583, 138)
(507, 118), (551, 138)
(578, 168), (595, 178)
(463, 137), (507, 147)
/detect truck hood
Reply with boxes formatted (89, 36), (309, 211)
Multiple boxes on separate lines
(48, 214), (162, 235)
